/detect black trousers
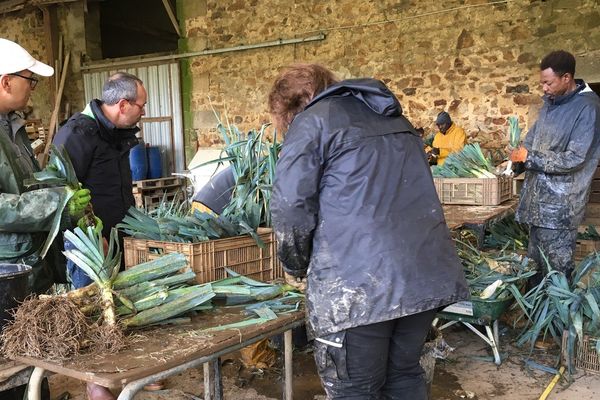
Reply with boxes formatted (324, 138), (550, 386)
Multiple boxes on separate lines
(313, 309), (436, 400)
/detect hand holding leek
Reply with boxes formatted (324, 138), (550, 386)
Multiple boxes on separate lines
(510, 147), (528, 163)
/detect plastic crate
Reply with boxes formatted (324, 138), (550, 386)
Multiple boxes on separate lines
(433, 176), (512, 206)
(562, 333), (600, 374)
(123, 228), (283, 283)
(575, 239), (600, 261)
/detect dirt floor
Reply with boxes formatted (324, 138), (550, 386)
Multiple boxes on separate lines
(48, 323), (600, 400)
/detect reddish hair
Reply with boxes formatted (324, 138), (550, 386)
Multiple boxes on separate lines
(268, 63), (339, 132)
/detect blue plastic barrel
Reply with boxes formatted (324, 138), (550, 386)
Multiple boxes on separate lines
(147, 146), (163, 179)
(129, 143), (148, 181)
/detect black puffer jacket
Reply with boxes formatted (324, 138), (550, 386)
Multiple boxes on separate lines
(271, 79), (469, 337)
(53, 100), (139, 236)
(517, 81), (600, 229)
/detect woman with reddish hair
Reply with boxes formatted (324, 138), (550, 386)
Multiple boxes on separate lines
(269, 64), (468, 399)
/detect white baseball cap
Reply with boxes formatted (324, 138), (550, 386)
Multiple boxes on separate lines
(0, 38), (54, 77)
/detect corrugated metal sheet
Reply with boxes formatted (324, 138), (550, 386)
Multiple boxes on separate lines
(82, 62), (184, 175)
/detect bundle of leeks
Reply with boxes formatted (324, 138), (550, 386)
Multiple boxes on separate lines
(512, 253), (600, 374)
(22, 145), (99, 258)
(117, 203), (264, 247)
(455, 239), (536, 300)
(432, 143), (497, 178)
(62, 228), (297, 329)
(502, 116), (522, 176)
(62, 227), (215, 328)
(191, 110), (280, 228)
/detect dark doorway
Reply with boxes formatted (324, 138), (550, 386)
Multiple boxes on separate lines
(99, 0), (179, 58)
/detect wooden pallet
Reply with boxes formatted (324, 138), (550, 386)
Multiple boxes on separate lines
(134, 190), (184, 211)
(132, 177), (184, 190)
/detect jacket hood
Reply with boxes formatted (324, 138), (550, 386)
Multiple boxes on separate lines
(90, 99), (139, 150)
(544, 79), (589, 106)
(306, 78), (403, 117)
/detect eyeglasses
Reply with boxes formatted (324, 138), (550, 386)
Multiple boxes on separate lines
(9, 73), (38, 89)
(128, 100), (146, 110)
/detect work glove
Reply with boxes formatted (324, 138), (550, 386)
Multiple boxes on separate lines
(284, 272), (307, 292)
(510, 147), (528, 163)
(77, 215), (104, 236)
(67, 188), (91, 218)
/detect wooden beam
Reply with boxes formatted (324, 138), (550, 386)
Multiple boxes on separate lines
(41, 5), (58, 95)
(0, 0), (79, 14)
(40, 51), (70, 167)
(0, 0), (27, 14)
(161, 0), (181, 37)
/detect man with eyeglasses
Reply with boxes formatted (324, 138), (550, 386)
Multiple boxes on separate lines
(511, 50), (600, 286)
(53, 71), (146, 400)
(54, 72), (145, 259)
(0, 37), (92, 296)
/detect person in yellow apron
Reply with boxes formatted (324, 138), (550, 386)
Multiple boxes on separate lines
(430, 111), (467, 165)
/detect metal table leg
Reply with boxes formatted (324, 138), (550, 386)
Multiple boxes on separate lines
(284, 329), (293, 400)
(203, 363), (212, 400)
(213, 358), (223, 400)
(26, 367), (45, 400)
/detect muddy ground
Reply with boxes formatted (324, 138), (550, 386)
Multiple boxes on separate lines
(49, 323), (599, 400)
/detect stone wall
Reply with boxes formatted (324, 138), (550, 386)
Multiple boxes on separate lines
(2, 0), (599, 163)
(0, 8), (54, 123)
(0, 3), (87, 125)
(179, 0), (600, 158)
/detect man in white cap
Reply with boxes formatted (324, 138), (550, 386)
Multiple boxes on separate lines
(0, 38), (90, 293)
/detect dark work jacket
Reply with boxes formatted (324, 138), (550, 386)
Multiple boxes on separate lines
(271, 79), (469, 338)
(517, 81), (600, 229)
(53, 100), (139, 236)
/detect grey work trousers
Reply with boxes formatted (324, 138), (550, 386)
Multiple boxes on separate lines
(527, 225), (578, 284)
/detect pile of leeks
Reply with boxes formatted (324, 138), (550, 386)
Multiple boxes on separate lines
(63, 226), (298, 330)
(455, 238), (536, 300)
(432, 143), (497, 178)
(511, 253), (600, 374)
(119, 115), (280, 244)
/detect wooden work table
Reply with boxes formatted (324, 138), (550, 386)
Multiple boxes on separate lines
(0, 358), (31, 391)
(15, 307), (305, 400)
(442, 197), (519, 244)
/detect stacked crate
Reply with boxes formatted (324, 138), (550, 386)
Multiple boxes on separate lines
(132, 177), (186, 211)
(124, 228), (283, 284)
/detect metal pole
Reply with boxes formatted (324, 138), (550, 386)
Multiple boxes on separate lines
(284, 330), (293, 400)
(81, 34), (326, 72)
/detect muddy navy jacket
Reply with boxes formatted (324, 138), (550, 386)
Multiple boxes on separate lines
(53, 100), (138, 236)
(517, 81), (600, 229)
(271, 79), (469, 337)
